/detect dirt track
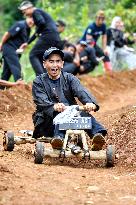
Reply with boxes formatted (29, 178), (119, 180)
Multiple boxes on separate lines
(0, 70), (136, 205)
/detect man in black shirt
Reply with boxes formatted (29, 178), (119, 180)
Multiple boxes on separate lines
(0, 17), (34, 81)
(18, 1), (61, 76)
(81, 10), (112, 72)
(32, 47), (107, 150)
(76, 41), (99, 74)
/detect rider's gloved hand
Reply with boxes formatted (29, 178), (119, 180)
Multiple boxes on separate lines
(84, 103), (97, 112)
(54, 103), (66, 112)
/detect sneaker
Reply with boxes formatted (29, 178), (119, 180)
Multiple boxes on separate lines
(51, 136), (63, 150)
(91, 133), (105, 151)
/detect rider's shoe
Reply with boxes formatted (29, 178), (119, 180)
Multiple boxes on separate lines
(51, 136), (63, 150)
(91, 133), (105, 151)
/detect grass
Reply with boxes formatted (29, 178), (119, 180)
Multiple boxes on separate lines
(89, 63), (104, 77)
(21, 53), (36, 82)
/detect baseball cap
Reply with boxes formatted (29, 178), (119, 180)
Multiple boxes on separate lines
(79, 40), (87, 46)
(43, 47), (64, 61)
(18, 1), (33, 10)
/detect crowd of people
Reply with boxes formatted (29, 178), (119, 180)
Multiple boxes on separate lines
(1, 1), (135, 150)
(0, 1), (136, 87)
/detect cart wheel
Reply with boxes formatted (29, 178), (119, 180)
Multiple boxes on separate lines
(106, 145), (115, 167)
(34, 141), (44, 164)
(3, 131), (14, 151)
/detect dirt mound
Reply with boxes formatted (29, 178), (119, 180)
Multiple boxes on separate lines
(79, 69), (136, 101)
(0, 70), (136, 118)
(0, 84), (33, 114)
(108, 105), (136, 167)
(0, 84), (34, 131)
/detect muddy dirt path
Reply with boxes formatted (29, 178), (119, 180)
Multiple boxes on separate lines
(0, 70), (136, 205)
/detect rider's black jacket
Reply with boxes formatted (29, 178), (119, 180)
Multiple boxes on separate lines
(32, 72), (99, 127)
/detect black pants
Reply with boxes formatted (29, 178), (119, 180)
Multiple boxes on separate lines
(79, 62), (96, 74)
(29, 37), (62, 76)
(94, 44), (110, 62)
(63, 63), (78, 75)
(1, 45), (21, 81)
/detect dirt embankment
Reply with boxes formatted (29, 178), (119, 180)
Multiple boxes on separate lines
(0, 70), (136, 205)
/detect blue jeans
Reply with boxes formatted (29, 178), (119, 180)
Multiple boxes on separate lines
(33, 111), (107, 139)
(1, 45), (21, 81)
(54, 111), (107, 139)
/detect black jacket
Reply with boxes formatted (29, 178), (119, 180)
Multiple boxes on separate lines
(32, 72), (99, 127)
(3, 20), (30, 50)
(107, 28), (125, 48)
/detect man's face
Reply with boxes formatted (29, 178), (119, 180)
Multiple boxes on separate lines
(22, 7), (33, 17)
(43, 54), (64, 80)
(57, 25), (65, 33)
(96, 16), (105, 26)
(76, 44), (86, 53)
(26, 17), (34, 28)
(115, 20), (122, 30)
(67, 46), (75, 56)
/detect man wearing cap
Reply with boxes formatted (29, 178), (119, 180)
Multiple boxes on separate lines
(76, 41), (99, 74)
(32, 47), (107, 150)
(81, 10), (112, 72)
(0, 17), (34, 82)
(18, 1), (61, 76)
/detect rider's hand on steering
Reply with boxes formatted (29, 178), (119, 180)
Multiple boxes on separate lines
(54, 103), (66, 112)
(84, 103), (97, 112)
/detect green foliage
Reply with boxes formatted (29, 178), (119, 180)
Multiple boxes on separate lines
(105, 2), (136, 33)
(0, 0), (136, 36)
(0, 0), (37, 31)
(37, 0), (91, 41)
(120, 0), (136, 9)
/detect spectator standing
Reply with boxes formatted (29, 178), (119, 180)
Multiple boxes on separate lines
(81, 10), (112, 72)
(18, 1), (61, 76)
(0, 17), (34, 82)
(107, 16), (136, 71)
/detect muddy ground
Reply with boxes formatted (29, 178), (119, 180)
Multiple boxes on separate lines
(0, 70), (136, 205)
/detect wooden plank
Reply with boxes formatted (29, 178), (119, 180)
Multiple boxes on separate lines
(44, 148), (106, 160)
